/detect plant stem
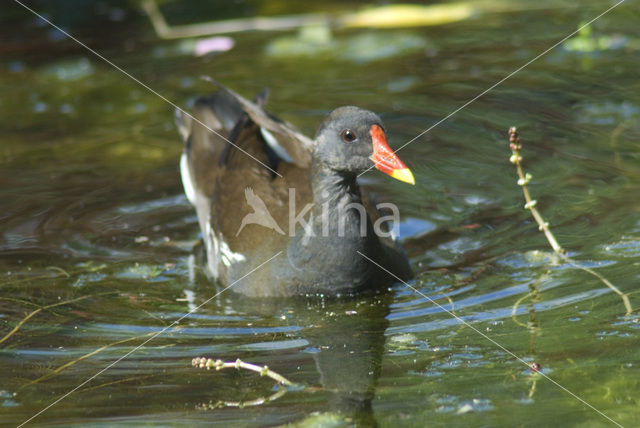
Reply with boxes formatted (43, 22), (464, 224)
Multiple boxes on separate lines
(508, 127), (632, 315)
(509, 127), (563, 254)
(191, 357), (296, 409)
(192, 357), (295, 386)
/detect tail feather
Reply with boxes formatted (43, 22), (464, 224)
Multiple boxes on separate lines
(197, 91), (244, 133)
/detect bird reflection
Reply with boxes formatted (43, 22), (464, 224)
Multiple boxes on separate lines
(188, 272), (391, 427)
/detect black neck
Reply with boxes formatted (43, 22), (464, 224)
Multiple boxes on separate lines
(285, 161), (380, 288)
(306, 160), (372, 241)
(311, 161), (361, 211)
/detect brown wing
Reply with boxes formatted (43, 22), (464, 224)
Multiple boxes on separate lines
(203, 77), (312, 168)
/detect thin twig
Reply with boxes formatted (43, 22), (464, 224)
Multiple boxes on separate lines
(191, 357), (296, 409)
(0, 309), (43, 346)
(23, 332), (156, 387)
(192, 357), (295, 386)
(141, 0), (327, 39)
(0, 292), (116, 346)
(567, 261), (631, 314)
(509, 128), (563, 254)
(508, 127), (632, 315)
(77, 374), (156, 393)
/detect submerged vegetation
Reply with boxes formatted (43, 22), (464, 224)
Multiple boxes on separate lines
(1, 0), (639, 426)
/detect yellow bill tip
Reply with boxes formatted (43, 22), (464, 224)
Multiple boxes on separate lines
(390, 168), (415, 185)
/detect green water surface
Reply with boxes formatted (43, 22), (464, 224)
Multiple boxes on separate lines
(1, 1), (639, 427)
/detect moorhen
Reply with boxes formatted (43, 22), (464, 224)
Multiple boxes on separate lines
(176, 82), (414, 296)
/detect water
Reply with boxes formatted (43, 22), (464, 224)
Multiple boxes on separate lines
(1, 1), (639, 426)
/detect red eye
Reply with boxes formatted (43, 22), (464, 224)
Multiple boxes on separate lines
(341, 129), (357, 142)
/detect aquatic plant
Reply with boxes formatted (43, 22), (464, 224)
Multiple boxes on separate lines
(508, 127), (631, 315)
(191, 357), (296, 409)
